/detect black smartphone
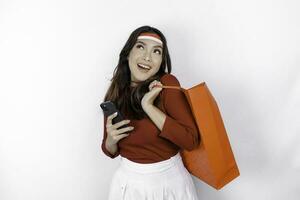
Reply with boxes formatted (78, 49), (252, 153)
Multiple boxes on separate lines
(100, 101), (128, 129)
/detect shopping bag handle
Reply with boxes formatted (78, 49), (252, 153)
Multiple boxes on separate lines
(159, 82), (206, 91)
(159, 85), (184, 91)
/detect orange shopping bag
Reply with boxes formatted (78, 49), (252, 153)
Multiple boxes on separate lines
(161, 82), (240, 190)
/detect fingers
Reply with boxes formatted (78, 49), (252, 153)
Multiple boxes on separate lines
(110, 126), (133, 142)
(113, 119), (131, 129)
(114, 133), (130, 141)
(149, 80), (158, 90)
(115, 126), (134, 135)
(149, 80), (163, 90)
(106, 115), (134, 135)
(105, 113), (133, 144)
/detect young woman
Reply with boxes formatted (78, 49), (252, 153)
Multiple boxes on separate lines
(101, 25), (200, 200)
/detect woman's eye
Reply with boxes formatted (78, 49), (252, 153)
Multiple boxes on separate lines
(154, 49), (162, 55)
(136, 44), (144, 50)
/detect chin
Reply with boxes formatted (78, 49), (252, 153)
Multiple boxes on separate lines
(133, 73), (152, 82)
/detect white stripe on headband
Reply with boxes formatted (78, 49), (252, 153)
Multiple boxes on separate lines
(137, 35), (163, 45)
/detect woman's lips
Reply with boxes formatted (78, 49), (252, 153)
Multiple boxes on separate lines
(137, 63), (151, 72)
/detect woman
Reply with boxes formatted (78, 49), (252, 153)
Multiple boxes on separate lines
(101, 25), (200, 200)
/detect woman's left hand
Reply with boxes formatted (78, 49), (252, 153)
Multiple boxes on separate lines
(141, 80), (163, 108)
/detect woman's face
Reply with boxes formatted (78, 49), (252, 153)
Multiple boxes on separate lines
(127, 38), (163, 86)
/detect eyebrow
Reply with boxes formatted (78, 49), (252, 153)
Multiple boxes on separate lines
(136, 40), (163, 49)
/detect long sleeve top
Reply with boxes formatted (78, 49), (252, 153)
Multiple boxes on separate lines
(101, 73), (200, 163)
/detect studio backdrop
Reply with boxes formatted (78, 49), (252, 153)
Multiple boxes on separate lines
(0, 0), (299, 200)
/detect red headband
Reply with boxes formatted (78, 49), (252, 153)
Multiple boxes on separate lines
(137, 32), (163, 44)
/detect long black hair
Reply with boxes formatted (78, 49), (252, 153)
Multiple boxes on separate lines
(103, 25), (172, 120)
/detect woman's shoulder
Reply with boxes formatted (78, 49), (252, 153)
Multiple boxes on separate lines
(160, 73), (181, 86)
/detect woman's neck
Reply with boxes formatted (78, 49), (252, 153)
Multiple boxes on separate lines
(130, 80), (139, 87)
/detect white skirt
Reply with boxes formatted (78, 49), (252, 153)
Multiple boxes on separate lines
(108, 152), (199, 200)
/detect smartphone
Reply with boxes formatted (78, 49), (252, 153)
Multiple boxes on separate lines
(100, 101), (128, 129)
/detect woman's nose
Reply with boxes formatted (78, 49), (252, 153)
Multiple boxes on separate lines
(143, 51), (151, 62)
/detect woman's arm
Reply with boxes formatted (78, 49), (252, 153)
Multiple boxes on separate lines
(101, 116), (120, 158)
(144, 74), (200, 151)
(143, 104), (166, 131)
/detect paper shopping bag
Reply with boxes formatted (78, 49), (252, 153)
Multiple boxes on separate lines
(161, 82), (240, 190)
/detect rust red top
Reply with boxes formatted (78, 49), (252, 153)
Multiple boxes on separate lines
(101, 73), (199, 163)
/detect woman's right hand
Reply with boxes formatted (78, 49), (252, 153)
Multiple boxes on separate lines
(105, 112), (134, 146)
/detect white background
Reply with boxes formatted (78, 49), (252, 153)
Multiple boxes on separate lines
(0, 0), (299, 199)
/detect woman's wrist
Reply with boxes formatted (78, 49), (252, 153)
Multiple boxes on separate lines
(105, 140), (118, 155)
